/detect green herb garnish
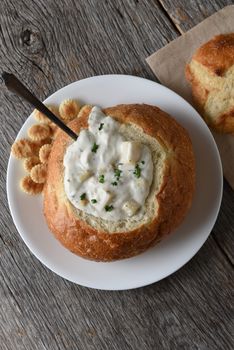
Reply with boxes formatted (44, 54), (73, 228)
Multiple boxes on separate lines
(99, 174), (105, 183)
(114, 168), (122, 181)
(80, 193), (86, 200)
(91, 199), (97, 204)
(99, 123), (104, 131)
(141, 161), (145, 164)
(92, 143), (99, 153)
(111, 181), (118, 186)
(105, 205), (114, 212)
(133, 164), (141, 178)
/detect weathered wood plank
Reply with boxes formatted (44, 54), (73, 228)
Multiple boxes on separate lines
(0, 0), (234, 349)
(213, 180), (234, 264)
(1, 231), (233, 350)
(159, 0), (234, 33)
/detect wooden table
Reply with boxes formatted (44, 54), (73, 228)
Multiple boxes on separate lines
(1, 1), (233, 349)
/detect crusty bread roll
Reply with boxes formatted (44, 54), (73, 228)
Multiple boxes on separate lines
(186, 33), (234, 133)
(44, 104), (195, 261)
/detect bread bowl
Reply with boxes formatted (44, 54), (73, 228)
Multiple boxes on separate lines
(186, 33), (234, 133)
(43, 104), (195, 261)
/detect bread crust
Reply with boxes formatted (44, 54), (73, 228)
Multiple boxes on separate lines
(185, 34), (234, 133)
(43, 104), (195, 261)
(192, 34), (234, 75)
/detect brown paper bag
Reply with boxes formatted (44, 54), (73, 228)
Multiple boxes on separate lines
(146, 5), (234, 189)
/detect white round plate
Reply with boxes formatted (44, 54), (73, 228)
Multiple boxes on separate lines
(7, 75), (223, 290)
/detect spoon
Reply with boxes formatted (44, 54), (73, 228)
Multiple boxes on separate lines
(2, 72), (78, 140)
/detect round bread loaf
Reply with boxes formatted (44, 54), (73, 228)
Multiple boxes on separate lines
(186, 33), (234, 133)
(44, 104), (195, 261)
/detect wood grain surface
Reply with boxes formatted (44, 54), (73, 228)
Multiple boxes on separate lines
(159, 0), (234, 33)
(0, 1), (233, 349)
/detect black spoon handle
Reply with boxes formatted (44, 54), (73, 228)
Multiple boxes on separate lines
(2, 72), (78, 141)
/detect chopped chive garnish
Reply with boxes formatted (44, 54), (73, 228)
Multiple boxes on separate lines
(99, 123), (104, 131)
(80, 193), (86, 200)
(105, 205), (114, 212)
(133, 164), (141, 178)
(91, 199), (97, 204)
(114, 168), (122, 181)
(141, 161), (145, 164)
(114, 169), (121, 177)
(92, 143), (99, 153)
(111, 181), (118, 186)
(99, 174), (105, 183)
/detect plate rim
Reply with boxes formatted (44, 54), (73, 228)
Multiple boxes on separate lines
(6, 74), (223, 290)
